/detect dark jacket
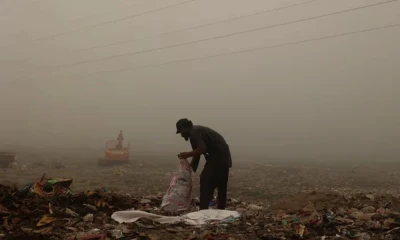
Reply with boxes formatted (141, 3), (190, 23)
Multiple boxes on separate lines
(189, 125), (232, 172)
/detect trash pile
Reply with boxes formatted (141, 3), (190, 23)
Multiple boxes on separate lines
(2, 176), (400, 239)
(0, 152), (17, 169)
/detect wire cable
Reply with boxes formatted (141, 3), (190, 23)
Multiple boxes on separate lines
(76, 0), (320, 52)
(0, 0), (198, 48)
(8, 0), (320, 63)
(53, 0), (397, 69)
(14, 0), (319, 63)
(79, 23), (400, 76)
(70, 1), (144, 22)
(4, 23), (399, 84)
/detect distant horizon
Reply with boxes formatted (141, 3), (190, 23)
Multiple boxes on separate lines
(2, 143), (398, 164)
(1, 0), (399, 163)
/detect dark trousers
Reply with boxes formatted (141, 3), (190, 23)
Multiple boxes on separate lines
(199, 162), (230, 210)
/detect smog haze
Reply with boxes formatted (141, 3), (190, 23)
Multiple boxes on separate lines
(0, 0), (399, 161)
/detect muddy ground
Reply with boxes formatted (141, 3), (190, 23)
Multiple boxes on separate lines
(1, 150), (400, 205)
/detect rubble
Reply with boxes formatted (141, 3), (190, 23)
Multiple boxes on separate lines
(2, 180), (400, 239)
(0, 152), (17, 168)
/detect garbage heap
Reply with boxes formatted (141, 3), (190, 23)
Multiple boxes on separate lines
(1, 182), (400, 240)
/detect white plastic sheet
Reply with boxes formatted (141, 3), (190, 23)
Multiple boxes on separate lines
(111, 209), (240, 226)
(111, 210), (179, 224)
(160, 158), (192, 213)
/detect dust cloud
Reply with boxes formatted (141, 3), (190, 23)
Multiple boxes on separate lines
(0, 0), (399, 161)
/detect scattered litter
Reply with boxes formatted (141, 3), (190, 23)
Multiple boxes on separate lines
(20, 174), (73, 198)
(365, 194), (375, 201)
(108, 230), (124, 239)
(247, 204), (263, 211)
(298, 224), (305, 238)
(1, 176), (400, 239)
(83, 213), (94, 222)
(83, 204), (97, 211)
(66, 208), (79, 217)
(37, 215), (57, 227)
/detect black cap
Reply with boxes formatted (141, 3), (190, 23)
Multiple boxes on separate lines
(176, 118), (191, 134)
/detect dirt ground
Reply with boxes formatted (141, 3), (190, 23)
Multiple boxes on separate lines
(3, 150), (400, 239)
(2, 150), (400, 205)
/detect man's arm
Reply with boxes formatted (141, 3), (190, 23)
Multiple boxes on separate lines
(190, 155), (200, 173)
(188, 130), (206, 157)
(186, 145), (206, 173)
(188, 131), (207, 172)
(185, 147), (206, 158)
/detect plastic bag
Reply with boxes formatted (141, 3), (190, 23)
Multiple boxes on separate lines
(160, 159), (192, 213)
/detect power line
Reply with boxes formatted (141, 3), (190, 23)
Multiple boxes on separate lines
(8, 0), (319, 63)
(76, 23), (400, 76)
(54, 0), (397, 69)
(0, 0), (197, 48)
(7, 0), (394, 77)
(75, 0), (320, 52)
(33, 0), (197, 42)
(70, 1), (144, 22)
(15, 0), (319, 63)
(1, 0), (148, 63)
(5, 23), (399, 84)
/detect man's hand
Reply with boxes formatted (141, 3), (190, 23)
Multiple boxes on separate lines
(178, 152), (191, 159)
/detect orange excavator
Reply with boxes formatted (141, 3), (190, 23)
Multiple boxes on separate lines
(98, 131), (130, 166)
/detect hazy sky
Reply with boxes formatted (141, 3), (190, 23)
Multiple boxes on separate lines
(0, 0), (399, 160)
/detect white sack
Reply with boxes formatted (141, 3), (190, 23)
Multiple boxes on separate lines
(160, 158), (192, 213)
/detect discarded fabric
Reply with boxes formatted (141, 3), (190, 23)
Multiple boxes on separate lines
(111, 209), (240, 226)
